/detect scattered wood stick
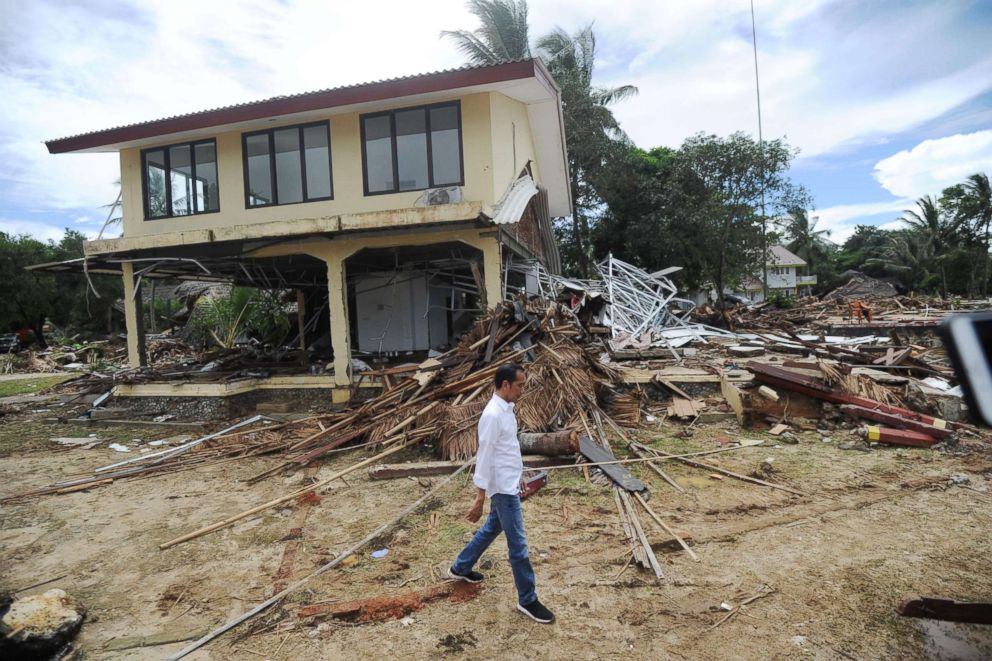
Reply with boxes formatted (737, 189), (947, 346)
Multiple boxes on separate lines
(633, 492), (698, 561)
(165, 460), (473, 660)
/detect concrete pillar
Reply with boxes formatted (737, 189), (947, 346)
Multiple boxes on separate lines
(481, 239), (502, 309)
(120, 261), (147, 367)
(325, 251), (351, 387)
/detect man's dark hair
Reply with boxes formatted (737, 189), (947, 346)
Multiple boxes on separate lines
(494, 363), (523, 389)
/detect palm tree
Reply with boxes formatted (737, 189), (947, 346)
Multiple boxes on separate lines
(866, 231), (935, 294)
(441, 0), (531, 65)
(963, 173), (992, 296)
(898, 195), (964, 298)
(536, 25), (638, 275)
(781, 207), (831, 271)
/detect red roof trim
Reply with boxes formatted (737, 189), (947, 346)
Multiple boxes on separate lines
(47, 59), (540, 154)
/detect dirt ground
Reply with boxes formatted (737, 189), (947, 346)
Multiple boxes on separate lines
(2, 407), (992, 660)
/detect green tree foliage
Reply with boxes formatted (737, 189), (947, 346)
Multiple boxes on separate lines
(188, 287), (290, 349)
(837, 225), (890, 276)
(443, 2), (637, 277)
(441, 0), (531, 65)
(537, 25), (638, 276)
(0, 230), (122, 347)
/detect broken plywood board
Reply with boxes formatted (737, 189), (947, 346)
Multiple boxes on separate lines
(578, 436), (647, 493)
(668, 397), (706, 419)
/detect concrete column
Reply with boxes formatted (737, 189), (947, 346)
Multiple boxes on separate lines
(120, 261), (147, 367)
(325, 251), (351, 387)
(481, 239), (502, 309)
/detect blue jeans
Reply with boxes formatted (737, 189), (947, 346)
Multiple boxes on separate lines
(452, 493), (537, 606)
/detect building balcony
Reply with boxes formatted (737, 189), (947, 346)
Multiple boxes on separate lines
(797, 275), (817, 286)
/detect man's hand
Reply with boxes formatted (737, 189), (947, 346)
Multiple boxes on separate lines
(465, 490), (485, 523)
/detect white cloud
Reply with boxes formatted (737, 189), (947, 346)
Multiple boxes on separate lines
(873, 130), (992, 198)
(811, 197), (915, 244)
(0, 217), (76, 243)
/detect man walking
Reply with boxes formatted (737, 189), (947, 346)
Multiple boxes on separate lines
(448, 363), (555, 624)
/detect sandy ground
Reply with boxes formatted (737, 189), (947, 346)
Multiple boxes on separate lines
(2, 410), (992, 660)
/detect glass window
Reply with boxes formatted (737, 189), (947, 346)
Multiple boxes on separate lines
(194, 142), (219, 212)
(246, 133), (273, 207)
(303, 125), (332, 199)
(361, 102), (462, 195)
(141, 140), (218, 220)
(243, 122), (332, 207)
(168, 145), (193, 216)
(430, 105), (462, 186)
(274, 128), (303, 204)
(363, 115), (394, 193)
(395, 109), (428, 191)
(144, 149), (168, 218)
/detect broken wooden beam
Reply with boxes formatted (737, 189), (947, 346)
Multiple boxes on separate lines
(840, 406), (952, 440)
(747, 361), (965, 431)
(865, 425), (938, 448)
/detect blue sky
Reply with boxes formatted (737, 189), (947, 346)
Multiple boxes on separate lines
(0, 0), (990, 245)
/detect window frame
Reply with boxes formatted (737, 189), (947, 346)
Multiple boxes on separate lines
(140, 138), (220, 221)
(241, 120), (334, 209)
(359, 100), (465, 196)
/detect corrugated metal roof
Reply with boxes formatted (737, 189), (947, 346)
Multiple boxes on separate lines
(492, 174), (539, 225)
(46, 58), (548, 153)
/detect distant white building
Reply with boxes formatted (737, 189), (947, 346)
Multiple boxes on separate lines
(737, 245), (817, 303)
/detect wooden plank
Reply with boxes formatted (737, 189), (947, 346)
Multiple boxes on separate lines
(368, 455), (560, 480)
(579, 436), (647, 493)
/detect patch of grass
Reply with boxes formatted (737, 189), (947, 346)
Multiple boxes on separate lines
(0, 374), (74, 397)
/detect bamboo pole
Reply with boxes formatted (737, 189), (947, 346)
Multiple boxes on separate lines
(634, 443), (805, 496)
(633, 491), (698, 561)
(159, 438), (418, 549)
(165, 460), (473, 660)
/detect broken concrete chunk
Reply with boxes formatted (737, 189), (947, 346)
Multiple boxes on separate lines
(0, 588), (85, 660)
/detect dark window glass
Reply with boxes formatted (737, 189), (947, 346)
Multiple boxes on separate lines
(144, 149), (168, 218)
(274, 128), (303, 204)
(363, 115), (394, 193)
(243, 122), (332, 207)
(245, 133), (273, 207)
(360, 102), (462, 195)
(303, 125), (332, 199)
(430, 105), (462, 186)
(395, 109), (428, 191)
(141, 140), (219, 220)
(169, 144), (193, 216)
(194, 142), (219, 212)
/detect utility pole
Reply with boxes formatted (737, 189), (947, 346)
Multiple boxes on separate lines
(750, 0), (769, 302)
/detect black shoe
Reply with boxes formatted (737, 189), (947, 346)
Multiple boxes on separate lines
(448, 566), (484, 583)
(517, 598), (555, 623)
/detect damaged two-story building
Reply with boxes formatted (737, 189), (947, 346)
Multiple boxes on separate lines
(40, 59), (569, 402)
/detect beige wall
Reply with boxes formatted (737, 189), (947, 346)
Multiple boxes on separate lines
(120, 93), (502, 239)
(489, 93), (539, 197)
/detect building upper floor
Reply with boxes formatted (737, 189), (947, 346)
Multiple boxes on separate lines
(45, 59), (571, 253)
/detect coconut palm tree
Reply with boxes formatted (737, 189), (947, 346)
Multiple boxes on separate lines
(781, 207), (831, 271)
(898, 195), (964, 298)
(536, 25), (638, 275)
(441, 0), (531, 65)
(866, 230), (935, 294)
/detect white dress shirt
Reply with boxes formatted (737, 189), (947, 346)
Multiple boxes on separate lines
(473, 393), (522, 497)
